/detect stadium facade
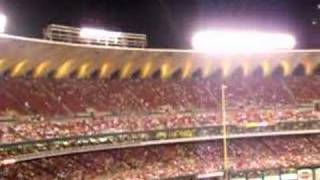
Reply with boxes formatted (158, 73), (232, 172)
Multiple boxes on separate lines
(0, 34), (320, 179)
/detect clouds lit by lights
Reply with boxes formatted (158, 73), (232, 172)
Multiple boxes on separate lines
(192, 30), (296, 54)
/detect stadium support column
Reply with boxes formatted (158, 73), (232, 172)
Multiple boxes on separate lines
(221, 84), (229, 180)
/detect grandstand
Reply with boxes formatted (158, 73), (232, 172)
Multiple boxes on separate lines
(0, 34), (320, 179)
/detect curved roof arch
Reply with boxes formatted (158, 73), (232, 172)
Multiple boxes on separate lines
(0, 34), (320, 79)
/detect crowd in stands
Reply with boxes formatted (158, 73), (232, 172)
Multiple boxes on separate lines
(0, 112), (218, 144)
(0, 74), (319, 117)
(1, 135), (320, 179)
(0, 78), (220, 116)
(285, 76), (320, 103)
(0, 71), (319, 179)
(0, 109), (319, 145)
(0, 74), (319, 145)
(0, 110), (319, 145)
(230, 108), (319, 124)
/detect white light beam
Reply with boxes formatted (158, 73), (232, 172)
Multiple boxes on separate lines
(80, 27), (121, 39)
(0, 14), (7, 33)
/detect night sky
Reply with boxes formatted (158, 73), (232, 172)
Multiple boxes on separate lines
(0, 0), (319, 49)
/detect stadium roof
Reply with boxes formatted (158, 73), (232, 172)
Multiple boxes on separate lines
(0, 34), (319, 79)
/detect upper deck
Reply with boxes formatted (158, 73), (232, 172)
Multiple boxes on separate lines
(0, 34), (319, 79)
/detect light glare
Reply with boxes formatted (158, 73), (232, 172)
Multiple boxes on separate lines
(80, 27), (121, 39)
(0, 14), (7, 33)
(192, 30), (296, 54)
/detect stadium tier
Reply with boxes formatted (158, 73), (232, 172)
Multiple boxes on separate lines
(2, 135), (320, 179)
(0, 34), (320, 179)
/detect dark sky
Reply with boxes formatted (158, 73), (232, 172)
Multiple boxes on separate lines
(0, 0), (319, 49)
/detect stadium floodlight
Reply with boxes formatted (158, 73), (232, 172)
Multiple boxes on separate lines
(192, 30), (296, 54)
(0, 13), (7, 33)
(80, 27), (121, 39)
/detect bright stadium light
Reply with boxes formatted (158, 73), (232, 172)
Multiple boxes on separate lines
(0, 13), (7, 33)
(0, 158), (16, 165)
(80, 27), (121, 39)
(192, 30), (296, 54)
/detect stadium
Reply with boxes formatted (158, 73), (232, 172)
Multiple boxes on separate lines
(1, 1), (320, 180)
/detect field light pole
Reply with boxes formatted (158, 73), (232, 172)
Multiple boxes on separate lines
(221, 83), (229, 180)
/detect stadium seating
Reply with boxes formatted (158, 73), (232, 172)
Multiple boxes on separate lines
(0, 112), (218, 144)
(1, 135), (320, 179)
(1, 31), (320, 180)
(0, 77), (221, 116)
(0, 74), (320, 145)
(0, 75), (319, 116)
